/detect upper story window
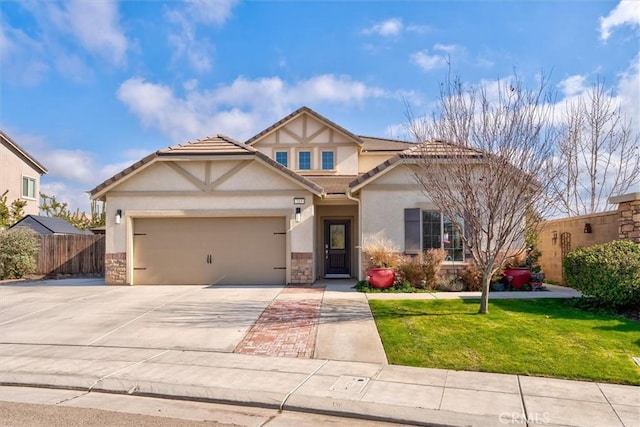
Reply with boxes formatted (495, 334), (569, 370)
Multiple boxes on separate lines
(298, 151), (311, 170)
(22, 176), (36, 199)
(275, 151), (288, 167)
(321, 151), (334, 170)
(404, 208), (464, 262)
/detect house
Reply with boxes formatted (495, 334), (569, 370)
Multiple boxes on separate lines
(10, 215), (92, 235)
(90, 106), (470, 285)
(0, 131), (48, 216)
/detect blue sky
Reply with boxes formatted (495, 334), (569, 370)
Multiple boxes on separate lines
(1, 0), (639, 211)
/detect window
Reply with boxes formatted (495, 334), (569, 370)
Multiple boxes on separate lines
(275, 151), (288, 167)
(22, 176), (36, 199)
(298, 151), (311, 170)
(404, 208), (464, 261)
(321, 151), (334, 170)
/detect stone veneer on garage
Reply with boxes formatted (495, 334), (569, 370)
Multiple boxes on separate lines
(105, 252), (126, 285)
(290, 252), (313, 284)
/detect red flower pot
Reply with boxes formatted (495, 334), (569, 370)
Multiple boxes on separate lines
(368, 268), (395, 288)
(503, 267), (531, 290)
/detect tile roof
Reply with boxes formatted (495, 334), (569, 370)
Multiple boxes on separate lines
(158, 135), (255, 155)
(10, 215), (91, 235)
(305, 175), (359, 194)
(90, 135), (323, 198)
(245, 106), (363, 146)
(0, 130), (48, 174)
(359, 135), (416, 152)
(349, 140), (484, 191)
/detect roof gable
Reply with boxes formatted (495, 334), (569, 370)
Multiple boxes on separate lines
(245, 106), (363, 147)
(0, 131), (48, 175)
(90, 135), (322, 199)
(349, 140), (484, 192)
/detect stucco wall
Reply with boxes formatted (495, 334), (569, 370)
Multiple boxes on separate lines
(537, 211), (619, 283)
(358, 153), (395, 173)
(103, 158), (316, 284)
(0, 142), (42, 216)
(359, 165), (435, 252)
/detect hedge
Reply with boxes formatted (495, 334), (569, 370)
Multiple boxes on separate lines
(563, 240), (640, 308)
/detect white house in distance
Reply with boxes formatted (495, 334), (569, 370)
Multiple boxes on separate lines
(0, 131), (48, 216)
(91, 107), (470, 285)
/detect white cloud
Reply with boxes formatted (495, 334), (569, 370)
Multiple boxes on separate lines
(558, 74), (587, 97)
(117, 74), (390, 142)
(0, 19), (49, 85)
(616, 54), (640, 132)
(27, 0), (128, 65)
(406, 24), (431, 35)
(362, 18), (404, 37)
(600, 0), (640, 41)
(165, 0), (239, 73)
(433, 43), (459, 53)
(411, 50), (448, 71)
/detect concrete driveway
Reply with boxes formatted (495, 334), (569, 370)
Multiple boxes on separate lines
(0, 280), (282, 353)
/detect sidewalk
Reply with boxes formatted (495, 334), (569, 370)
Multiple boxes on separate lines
(1, 342), (637, 427)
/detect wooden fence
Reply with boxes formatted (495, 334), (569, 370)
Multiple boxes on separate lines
(35, 234), (105, 276)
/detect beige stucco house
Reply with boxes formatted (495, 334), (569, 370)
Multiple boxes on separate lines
(1, 131), (48, 216)
(91, 107), (467, 285)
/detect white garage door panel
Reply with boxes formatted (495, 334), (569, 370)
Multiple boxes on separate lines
(134, 217), (286, 285)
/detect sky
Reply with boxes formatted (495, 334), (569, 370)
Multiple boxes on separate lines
(1, 0), (639, 212)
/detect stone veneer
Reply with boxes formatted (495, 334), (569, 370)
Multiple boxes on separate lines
(290, 252), (313, 284)
(618, 199), (640, 243)
(105, 252), (126, 285)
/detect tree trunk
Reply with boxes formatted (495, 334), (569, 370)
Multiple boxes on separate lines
(479, 273), (491, 314)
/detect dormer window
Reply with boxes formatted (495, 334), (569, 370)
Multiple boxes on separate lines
(321, 151), (334, 170)
(298, 151), (311, 170)
(275, 151), (288, 167)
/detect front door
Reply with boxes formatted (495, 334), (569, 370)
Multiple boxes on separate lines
(324, 220), (350, 276)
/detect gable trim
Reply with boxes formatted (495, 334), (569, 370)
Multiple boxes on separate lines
(1, 131), (48, 175)
(245, 106), (363, 147)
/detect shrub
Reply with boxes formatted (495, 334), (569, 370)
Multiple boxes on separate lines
(0, 228), (40, 279)
(362, 232), (400, 268)
(563, 240), (640, 308)
(394, 249), (447, 290)
(458, 263), (483, 291)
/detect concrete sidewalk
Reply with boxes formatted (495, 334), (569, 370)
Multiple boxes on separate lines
(1, 343), (637, 427)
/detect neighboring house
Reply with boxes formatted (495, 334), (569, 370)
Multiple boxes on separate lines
(0, 131), (48, 216)
(10, 215), (92, 235)
(90, 106), (472, 285)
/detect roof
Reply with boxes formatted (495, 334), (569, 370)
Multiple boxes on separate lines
(305, 175), (358, 194)
(0, 130), (48, 175)
(10, 215), (91, 235)
(90, 134), (323, 198)
(359, 135), (416, 152)
(349, 140), (484, 191)
(245, 106), (363, 146)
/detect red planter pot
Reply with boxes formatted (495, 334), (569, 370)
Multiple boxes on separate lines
(368, 268), (395, 288)
(503, 267), (531, 290)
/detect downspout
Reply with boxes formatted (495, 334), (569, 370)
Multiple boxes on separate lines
(346, 188), (362, 281)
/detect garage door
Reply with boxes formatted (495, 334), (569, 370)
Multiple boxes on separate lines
(133, 217), (286, 285)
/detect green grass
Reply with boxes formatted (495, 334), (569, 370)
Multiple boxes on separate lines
(369, 298), (640, 385)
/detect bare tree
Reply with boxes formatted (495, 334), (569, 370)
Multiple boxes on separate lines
(405, 72), (559, 314)
(553, 78), (640, 216)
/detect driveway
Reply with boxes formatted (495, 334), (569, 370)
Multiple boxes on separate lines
(0, 280), (282, 353)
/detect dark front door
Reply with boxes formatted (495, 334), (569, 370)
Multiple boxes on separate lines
(324, 220), (350, 275)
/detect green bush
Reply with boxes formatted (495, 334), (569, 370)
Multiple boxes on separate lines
(563, 240), (640, 308)
(0, 228), (40, 279)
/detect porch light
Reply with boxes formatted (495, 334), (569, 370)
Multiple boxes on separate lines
(295, 207), (301, 223)
(552, 231), (558, 244)
(115, 209), (122, 224)
(584, 223), (592, 234)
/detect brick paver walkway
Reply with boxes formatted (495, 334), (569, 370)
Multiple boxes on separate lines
(234, 287), (324, 358)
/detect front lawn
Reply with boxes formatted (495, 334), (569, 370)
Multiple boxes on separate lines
(369, 298), (640, 385)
